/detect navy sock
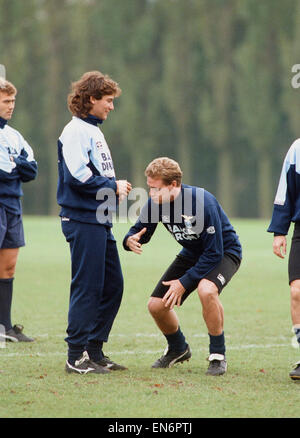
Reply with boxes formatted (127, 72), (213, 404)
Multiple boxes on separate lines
(0, 278), (13, 331)
(68, 344), (85, 365)
(86, 340), (104, 362)
(209, 332), (226, 355)
(164, 327), (187, 353)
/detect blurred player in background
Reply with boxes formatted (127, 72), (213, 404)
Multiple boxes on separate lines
(57, 71), (131, 374)
(124, 157), (242, 376)
(268, 139), (300, 380)
(0, 78), (37, 342)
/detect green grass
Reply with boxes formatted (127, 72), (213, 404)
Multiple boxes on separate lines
(0, 216), (300, 418)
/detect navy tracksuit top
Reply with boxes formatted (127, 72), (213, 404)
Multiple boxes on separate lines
(123, 186), (242, 291)
(0, 116), (37, 214)
(56, 114), (117, 225)
(268, 138), (300, 236)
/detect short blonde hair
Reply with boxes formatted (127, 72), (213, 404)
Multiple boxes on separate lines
(0, 78), (17, 95)
(145, 157), (183, 186)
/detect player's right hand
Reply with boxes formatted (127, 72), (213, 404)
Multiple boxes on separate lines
(116, 180), (132, 202)
(126, 228), (147, 254)
(273, 235), (287, 259)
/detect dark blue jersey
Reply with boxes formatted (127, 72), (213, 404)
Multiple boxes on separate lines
(123, 185), (242, 291)
(268, 139), (300, 235)
(0, 117), (37, 214)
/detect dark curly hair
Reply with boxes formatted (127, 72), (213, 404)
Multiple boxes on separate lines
(68, 71), (121, 118)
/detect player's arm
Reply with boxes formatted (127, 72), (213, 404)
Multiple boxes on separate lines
(123, 199), (158, 253)
(123, 221), (158, 254)
(13, 135), (37, 182)
(0, 145), (20, 181)
(268, 141), (299, 238)
(267, 144), (300, 259)
(116, 180), (132, 202)
(61, 127), (120, 197)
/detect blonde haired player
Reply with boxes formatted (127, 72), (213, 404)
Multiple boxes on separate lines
(124, 157), (242, 376)
(0, 77), (37, 342)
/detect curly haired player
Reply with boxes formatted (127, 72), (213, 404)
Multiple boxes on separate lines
(57, 71), (131, 374)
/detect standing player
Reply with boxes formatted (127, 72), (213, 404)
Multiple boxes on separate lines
(0, 78), (37, 342)
(268, 138), (300, 380)
(123, 157), (242, 376)
(57, 71), (132, 374)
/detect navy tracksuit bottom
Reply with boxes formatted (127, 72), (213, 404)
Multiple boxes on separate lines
(61, 219), (123, 362)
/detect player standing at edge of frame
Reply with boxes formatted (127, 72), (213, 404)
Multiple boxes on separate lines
(0, 78), (37, 343)
(123, 157), (242, 376)
(268, 138), (300, 380)
(57, 71), (132, 375)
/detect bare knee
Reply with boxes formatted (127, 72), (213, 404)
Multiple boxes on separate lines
(0, 264), (16, 278)
(197, 280), (219, 305)
(290, 281), (300, 303)
(0, 249), (18, 278)
(148, 297), (166, 318)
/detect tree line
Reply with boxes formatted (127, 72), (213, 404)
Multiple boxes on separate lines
(0, 0), (299, 218)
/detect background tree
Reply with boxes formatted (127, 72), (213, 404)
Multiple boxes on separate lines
(197, 0), (239, 216)
(235, 1), (285, 218)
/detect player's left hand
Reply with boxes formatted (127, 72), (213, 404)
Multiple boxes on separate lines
(162, 279), (185, 309)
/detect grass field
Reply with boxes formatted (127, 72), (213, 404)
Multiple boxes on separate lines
(0, 216), (300, 419)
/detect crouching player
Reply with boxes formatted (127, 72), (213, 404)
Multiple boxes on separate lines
(123, 157), (242, 376)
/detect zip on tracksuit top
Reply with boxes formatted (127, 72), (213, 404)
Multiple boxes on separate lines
(123, 185), (242, 291)
(57, 115), (118, 225)
(268, 138), (300, 236)
(0, 116), (37, 214)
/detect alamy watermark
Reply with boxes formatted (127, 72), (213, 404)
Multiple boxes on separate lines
(96, 186), (205, 235)
(291, 64), (300, 88)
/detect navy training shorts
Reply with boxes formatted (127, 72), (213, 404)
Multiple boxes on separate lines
(0, 206), (25, 249)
